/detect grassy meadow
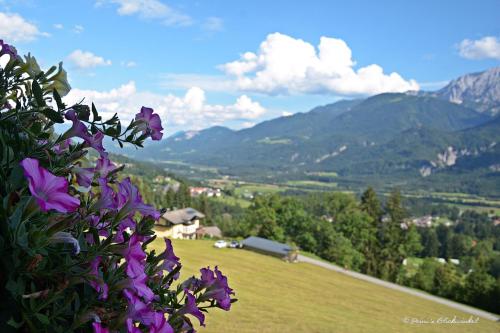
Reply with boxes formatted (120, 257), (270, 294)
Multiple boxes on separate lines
(153, 239), (499, 333)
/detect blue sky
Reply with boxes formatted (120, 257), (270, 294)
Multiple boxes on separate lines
(1, 0), (499, 134)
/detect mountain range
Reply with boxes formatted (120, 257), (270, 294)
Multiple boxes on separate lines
(115, 67), (500, 196)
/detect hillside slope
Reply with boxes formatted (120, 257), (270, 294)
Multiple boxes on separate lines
(161, 239), (499, 333)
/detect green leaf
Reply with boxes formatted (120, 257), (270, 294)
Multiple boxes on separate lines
(52, 89), (65, 111)
(91, 103), (101, 121)
(32, 80), (45, 106)
(41, 108), (64, 123)
(8, 165), (25, 190)
(30, 122), (42, 135)
(7, 318), (23, 329)
(34, 313), (50, 325)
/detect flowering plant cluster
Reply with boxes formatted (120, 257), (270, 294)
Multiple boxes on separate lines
(0, 41), (235, 332)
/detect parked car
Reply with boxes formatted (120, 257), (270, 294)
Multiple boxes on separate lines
(213, 240), (227, 248)
(229, 240), (242, 248)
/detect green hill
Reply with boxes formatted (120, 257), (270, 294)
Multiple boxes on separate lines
(157, 239), (499, 333)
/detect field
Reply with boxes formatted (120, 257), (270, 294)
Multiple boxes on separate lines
(285, 180), (338, 189)
(153, 239), (499, 333)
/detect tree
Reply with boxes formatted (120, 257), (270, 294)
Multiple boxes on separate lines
(434, 264), (461, 298)
(420, 228), (440, 257)
(378, 189), (407, 281)
(360, 187), (383, 222)
(320, 231), (365, 271)
(411, 259), (440, 292)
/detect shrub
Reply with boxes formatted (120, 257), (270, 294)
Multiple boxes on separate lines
(0, 41), (235, 333)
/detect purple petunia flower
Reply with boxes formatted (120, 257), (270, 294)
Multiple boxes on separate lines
(0, 40), (18, 58)
(113, 217), (136, 243)
(95, 156), (117, 178)
(63, 110), (107, 157)
(63, 109), (90, 141)
(88, 257), (109, 300)
(123, 234), (147, 278)
(73, 166), (94, 187)
(135, 107), (164, 141)
(197, 266), (234, 311)
(123, 289), (155, 325)
(20, 158), (80, 213)
(158, 238), (180, 277)
(178, 290), (205, 327)
(115, 178), (160, 219)
(85, 132), (107, 157)
(92, 178), (116, 211)
(149, 312), (173, 333)
(53, 138), (72, 154)
(128, 272), (155, 302)
(91, 322), (109, 333)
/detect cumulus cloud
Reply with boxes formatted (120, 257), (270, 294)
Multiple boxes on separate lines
(64, 82), (266, 130)
(458, 36), (500, 60)
(219, 33), (419, 96)
(98, 0), (193, 26)
(68, 50), (112, 69)
(0, 12), (49, 42)
(53, 23), (64, 29)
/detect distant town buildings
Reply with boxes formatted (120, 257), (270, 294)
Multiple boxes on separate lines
(189, 187), (222, 197)
(411, 215), (433, 228)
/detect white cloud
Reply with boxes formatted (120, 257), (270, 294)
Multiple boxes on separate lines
(64, 82), (266, 131)
(219, 32), (419, 96)
(0, 12), (49, 42)
(73, 25), (84, 33)
(458, 36), (500, 60)
(121, 60), (137, 67)
(282, 111), (293, 117)
(99, 0), (193, 26)
(53, 23), (64, 29)
(203, 17), (223, 32)
(68, 50), (112, 69)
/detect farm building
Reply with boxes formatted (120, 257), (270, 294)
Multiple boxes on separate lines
(155, 208), (205, 239)
(241, 236), (297, 261)
(196, 226), (222, 239)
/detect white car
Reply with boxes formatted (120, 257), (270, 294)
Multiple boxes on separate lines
(213, 240), (227, 248)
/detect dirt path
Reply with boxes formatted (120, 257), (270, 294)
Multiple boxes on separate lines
(297, 254), (499, 322)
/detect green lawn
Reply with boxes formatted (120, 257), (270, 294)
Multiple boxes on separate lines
(214, 195), (251, 208)
(234, 183), (286, 196)
(286, 180), (338, 189)
(153, 239), (499, 333)
(306, 171), (339, 178)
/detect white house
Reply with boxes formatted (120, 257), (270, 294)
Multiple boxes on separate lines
(155, 208), (205, 239)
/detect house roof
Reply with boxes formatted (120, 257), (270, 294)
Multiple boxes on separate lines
(196, 226), (222, 237)
(160, 208), (205, 225)
(241, 236), (292, 256)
